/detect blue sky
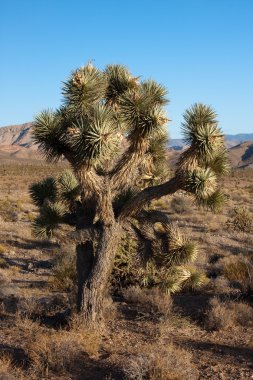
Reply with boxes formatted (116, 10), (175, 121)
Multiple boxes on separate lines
(1, 0), (252, 138)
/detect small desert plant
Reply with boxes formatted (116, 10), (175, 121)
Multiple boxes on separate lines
(50, 249), (76, 291)
(224, 257), (253, 294)
(0, 269), (17, 299)
(170, 195), (192, 214)
(0, 355), (24, 380)
(123, 286), (172, 319)
(206, 297), (253, 330)
(0, 199), (19, 222)
(226, 206), (253, 232)
(123, 342), (198, 380)
(28, 324), (100, 376)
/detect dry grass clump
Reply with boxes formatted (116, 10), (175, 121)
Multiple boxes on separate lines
(209, 276), (232, 294)
(27, 315), (100, 377)
(0, 269), (17, 299)
(226, 206), (253, 233)
(28, 331), (83, 376)
(123, 286), (172, 319)
(123, 342), (198, 380)
(0, 198), (20, 222)
(15, 313), (41, 335)
(224, 257), (253, 294)
(206, 297), (253, 331)
(0, 355), (25, 380)
(170, 195), (192, 214)
(50, 249), (76, 291)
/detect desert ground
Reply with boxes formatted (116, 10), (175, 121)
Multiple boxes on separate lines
(0, 159), (252, 380)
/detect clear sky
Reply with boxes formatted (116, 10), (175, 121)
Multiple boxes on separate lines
(1, 0), (252, 138)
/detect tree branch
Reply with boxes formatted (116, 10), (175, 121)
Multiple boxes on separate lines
(109, 137), (148, 193)
(118, 176), (179, 220)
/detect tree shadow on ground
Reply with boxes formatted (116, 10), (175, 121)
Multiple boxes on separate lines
(177, 338), (253, 367)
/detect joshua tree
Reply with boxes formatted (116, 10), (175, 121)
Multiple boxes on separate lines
(30, 63), (229, 325)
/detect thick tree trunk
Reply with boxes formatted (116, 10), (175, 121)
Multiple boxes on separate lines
(76, 242), (94, 311)
(76, 199), (96, 312)
(80, 223), (122, 325)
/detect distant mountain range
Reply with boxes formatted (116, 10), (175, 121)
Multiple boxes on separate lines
(168, 134), (253, 150)
(0, 123), (253, 168)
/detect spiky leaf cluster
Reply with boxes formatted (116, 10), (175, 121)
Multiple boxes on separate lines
(33, 201), (67, 238)
(139, 129), (169, 187)
(177, 103), (229, 210)
(58, 170), (80, 203)
(33, 63), (169, 169)
(119, 82), (168, 138)
(62, 63), (107, 112)
(33, 111), (68, 161)
(29, 177), (57, 207)
(105, 64), (138, 105)
(29, 170), (80, 238)
(69, 104), (120, 166)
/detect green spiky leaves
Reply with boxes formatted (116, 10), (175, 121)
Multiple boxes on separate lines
(62, 63), (107, 113)
(119, 82), (169, 138)
(30, 171), (80, 238)
(153, 224), (198, 268)
(58, 170), (80, 203)
(33, 110), (67, 162)
(178, 103), (230, 178)
(105, 64), (138, 105)
(32, 201), (67, 239)
(182, 167), (217, 198)
(29, 178), (57, 208)
(69, 104), (120, 166)
(196, 189), (226, 212)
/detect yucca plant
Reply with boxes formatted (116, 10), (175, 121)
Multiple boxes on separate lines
(30, 62), (229, 325)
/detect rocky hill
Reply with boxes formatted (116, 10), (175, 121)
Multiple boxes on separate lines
(0, 122), (41, 161)
(229, 141), (253, 169)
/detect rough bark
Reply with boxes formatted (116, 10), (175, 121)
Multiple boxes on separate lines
(76, 242), (94, 311)
(80, 223), (122, 325)
(75, 199), (96, 312)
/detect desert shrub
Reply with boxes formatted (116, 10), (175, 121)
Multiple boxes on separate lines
(112, 233), (207, 295)
(111, 233), (141, 291)
(0, 355), (24, 380)
(170, 195), (192, 214)
(0, 199), (19, 222)
(50, 249), (76, 291)
(0, 269), (17, 299)
(209, 276), (232, 294)
(224, 257), (253, 294)
(15, 313), (41, 336)
(28, 323), (100, 376)
(226, 206), (253, 232)
(206, 298), (253, 330)
(123, 286), (172, 319)
(123, 342), (198, 380)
